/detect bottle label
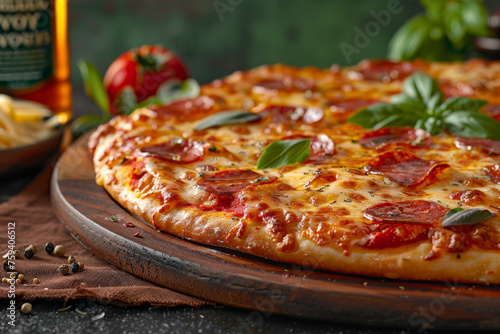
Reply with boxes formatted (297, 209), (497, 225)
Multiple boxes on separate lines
(0, 0), (53, 90)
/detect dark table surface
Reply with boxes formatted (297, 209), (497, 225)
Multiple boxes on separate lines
(0, 94), (492, 334)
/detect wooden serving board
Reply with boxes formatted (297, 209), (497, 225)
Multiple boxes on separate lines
(51, 133), (500, 330)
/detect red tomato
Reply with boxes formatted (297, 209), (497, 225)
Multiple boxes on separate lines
(103, 45), (189, 114)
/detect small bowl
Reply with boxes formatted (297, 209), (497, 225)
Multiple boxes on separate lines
(0, 125), (67, 178)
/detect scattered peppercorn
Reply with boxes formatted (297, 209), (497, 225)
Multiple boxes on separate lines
(77, 262), (84, 271)
(53, 245), (65, 257)
(16, 278), (22, 284)
(45, 242), (54, 254)
(9, 273), (16, 279)
(2, 277), (7, 284)
(18, 274), (24, 281)
(58, 264), (69, 275)
(33, 278), (39, 284)
(70, 262), (80, 273)
(67, 255), (76, 264)
(24, 248), (34, 259)
(28, 245), (38, 254)
(3, 260), (9, 271)
(20, 303), (32, 314)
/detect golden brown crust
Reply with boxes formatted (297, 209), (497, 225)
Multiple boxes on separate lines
(90, 59), (500, 285)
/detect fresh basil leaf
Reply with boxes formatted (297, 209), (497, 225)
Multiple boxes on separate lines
(443, 3), (467, 50)
(348, 103), (423, 130)
(71, 114), (105, 139)
(388, 15), (430, 61)
(194, 110), (264, 131)
(442, 208), (494, 227)
(461, 1), (492, 37)
(78, 61), (110, 118)
(402, 72), (443, 110)
(436, 97), (488, 115)
(444, 110), (500, 141)
(444, 207), (464, 220)
(157, 78), (200, 104)
(422, 116), (444, 136)
(257, 139), (310, 170)
(114, 86), (137, 115)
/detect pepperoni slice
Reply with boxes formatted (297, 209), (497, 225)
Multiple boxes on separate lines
(355, 60), (416, 82)
(363, 200), (448, 224)
(329, 99), (379, 114)
(309, 134), (335, 160)
(359, 127), (431, 150)
(485, 164), (500, 184)
(152, 96), (215, 121)
(197, 169), (267, 195)
(267, 105), (324, 124)
(140, 139), (205, 163)
(254, 76), (315, 91)
(365, 151), (449, 187)
(454, 137), (500, 155)
(362, 223), (431, 249)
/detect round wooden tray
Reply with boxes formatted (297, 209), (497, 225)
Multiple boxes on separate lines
(51, 134), (500, 330)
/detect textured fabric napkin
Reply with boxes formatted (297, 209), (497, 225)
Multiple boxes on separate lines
(0, 166), (210, 307)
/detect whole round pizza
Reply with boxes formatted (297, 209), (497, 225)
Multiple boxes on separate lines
(89, 59), (500, 285)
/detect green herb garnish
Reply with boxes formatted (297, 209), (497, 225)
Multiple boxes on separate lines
(442, 208), (494, 227)
(256, 139), (310, 170)
(194, 110), (264, 131)
(348, 72), (498, 139)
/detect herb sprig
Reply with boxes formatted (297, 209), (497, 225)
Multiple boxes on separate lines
(256, 139), (310, 170)
(348, 72), (500, 140)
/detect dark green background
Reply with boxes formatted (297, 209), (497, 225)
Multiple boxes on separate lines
(69, 0), (499, 112)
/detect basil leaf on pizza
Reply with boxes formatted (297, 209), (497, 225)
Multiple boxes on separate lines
(257, 139), (310, 169)
(349, 72), (495, 139)
(442, 208), (494, 227)
(195, 110), (264, 130)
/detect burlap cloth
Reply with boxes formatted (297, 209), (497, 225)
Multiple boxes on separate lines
(0, 166), (210, 307)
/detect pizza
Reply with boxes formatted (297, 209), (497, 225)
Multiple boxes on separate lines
(88, 59), (500, 285)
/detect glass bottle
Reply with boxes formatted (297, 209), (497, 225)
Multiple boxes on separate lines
(0, 0), (72, 124)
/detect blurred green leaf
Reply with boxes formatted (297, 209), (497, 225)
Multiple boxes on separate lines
(78, 61), (110, 119)
(114, 86), (137, 115)
(461, 0), (492, 37)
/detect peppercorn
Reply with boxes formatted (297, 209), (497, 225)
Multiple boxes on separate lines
(18, 274), (24, 281)
(53, 245), (65, 257)
(2, 277), (7, 284)
(16, 278), (22, 284)
(20, 302), (32, 314)
(28, 245), (38, 254)
(70, 262), (79, 273)
(13, 250), (20, 258)
(3, 260), (9, 271)
(9, 273), (16, 279)
(24, 248), (34, 259)
(67, 255), (76, 264)
(45, 242), (54, 254)
(58, 264), (69, 275)
(33, 278), (39, 284)
(77, 262), (84, 271)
